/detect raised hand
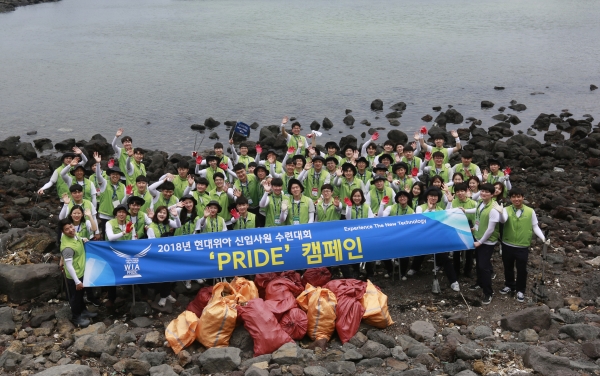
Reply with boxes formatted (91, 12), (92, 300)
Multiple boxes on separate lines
(84, 208), (92, 217)
(127, 148), (134, 157)
(281, 116), (289, 124)
(230, 208), (240, 219)
(420, 126), (428, 135)
(492, 200), (503, 213)
(255, 144), (262, 154)
(115, 128), (124, 137)
(382, 196), (390, 205)
(287, 146), (296, 154)
(333, 196), (340, 207)
(425, 152), (432, 161)
(125, 222), (133, 234)
(503, 167), (511, 176)
(228, 138), (234, 145)
(72, 146), (83, 155)
(146, 208), (154, 219)
(203, 207), (211, 218)
(450, 130), (458, 138)
(219, 163), (228, 171)
(344, 197), (352, 207)
(335, 167), (343, 177)
(482, 169), (489, 181)
(306, 133), (313, 139)
(281, 200), (289, 212)
(233, 188), (242, 198)
(414, 132), (420, 141)
(411, 167), (419, 177)
(187, 175), (195, 187)
(372, 132), (379, 141)
(353, 150), (359, 160)
(196, 155), (203, 165)
(176, 201), (184, 208)
(262, 180), (272, 193)
(166, 173), (174, 181)
(386, 171), (393, 182)
(304, 160), (313, 170)
(192, 151), (198, 157)
(307, 146), (316, 157)
(70, 157), (80, 167)
(107, 158), (115, 168)
(169, 207), (178, 217)
(126, 185), (133, 195)
(62, 193), (70, 205)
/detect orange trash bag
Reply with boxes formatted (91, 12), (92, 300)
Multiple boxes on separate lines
(187, 286), (213, 318)
(230, 276), (259, 303)
(165, 310), (199, 354)
(197, 282), (239, 348)
(360, 280), (394, 328)
(296, 283), (337, 341)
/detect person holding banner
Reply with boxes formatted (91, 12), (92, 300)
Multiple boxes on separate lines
(228, 139), (255, 169)
(124, 147), (147, 187)
(281, 116), (308, 154)
(286, 179), (315, 225)
(378, 190), (414, 279)
(447, 183), (477, 278)
(259, 178), (290, 227)
(231, 196), (256, 229)
(343, 188), (375, 278)
(314, 184), (342, 222)
(126, 196), (152, 240)
(146, 205), (180, 239)
(103, 204), (134, 308)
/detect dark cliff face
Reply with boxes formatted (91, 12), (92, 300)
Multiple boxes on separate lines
(0, 0), (61, 13)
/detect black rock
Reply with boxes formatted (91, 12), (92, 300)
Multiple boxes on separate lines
(389, 120), (400, 126)
(343, 115), (355, 126)
(492, 114), (508, 121)
(385, 111), (402, 119)
(580, 273), (600, 300)
(481, 101), (494, 108)
(370, 99), (383, 111)
(0, 160), (9, 172)
(544, 131), (564, 143)
(390, 102), (407, 111)
(190, 124), (206, 131)
(432, 106), (442, 111)
(10, 159), (29, 173)
(339, 135), (357, 151)
(55, 138), (76, 151)
(250, 122), (260, 130)
(26, 131), (37, 136)
(322, 118), (334, 130)
(509, 103), (527, 112)
(309, 121), (321, 131)
(289, 117), (296, 121)
(554, 146), (576, 160)
(33, 138), (53, 150)
(360, 132), (366, 139)
(224, 120), (236, 127)
(494, 86), (505, 90)
(16, 142), (36, 161)
(0, 136), (20, 156)
(204, 117), (220, 128)
(434, 113), (447, 126)
(445, 109), (464, 124)
(421, 115), (433, 122)
(345, 109), (352, 114)
(84, 138), (112, 159)
(498, 106), (506, 112)
(387, 130), (407, 145)
(508, 115), (521, 125)
(591, 84), (598, 91)
(360, 119), (371, 126)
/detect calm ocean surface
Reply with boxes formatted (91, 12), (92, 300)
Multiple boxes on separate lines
(1, 0), (599, 154)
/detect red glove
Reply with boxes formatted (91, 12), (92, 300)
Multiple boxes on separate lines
(425, 152), (432, 161)
(411, 167), (419, 177)
(230, 209), (240, 219)
(192, 151), (198, 157)
(196, 155), (203, 164)
(307, 133), (313, 138)
(420, 126), (428, 134)
(344, 197), (352, 207)
(108, 158), (115, 168)
(287, 146), (296, 154)
(219, 163), (228, 170)
(372, 132), (379, 141)
(503, 167), (511, 175)
(126, 185), (133, 195)
(125, 222), (133, 234)
(382, 196), (390, 205)
(255, 144), (262, 154)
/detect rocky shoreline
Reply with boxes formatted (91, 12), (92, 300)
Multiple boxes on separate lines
(1, 105), (600, 375)
(0, 0), (60, 13)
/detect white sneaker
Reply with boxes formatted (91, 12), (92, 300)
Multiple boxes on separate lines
(384, 273), (390, 278)
(158, 298), (167, 307)
(184, 281), (191, 289)
(499, 286), (512, 295)
(451, 282), (460, 292)
(407, 269), (416, 276)
(516, 292), (525, 303)
(402, 276), (407, 281)
(196, 279), (205, 284)
(166, 295), (176, 303)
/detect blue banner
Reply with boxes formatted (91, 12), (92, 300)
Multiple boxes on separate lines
(83, 210), (474, 287)
(233, 122), (251, 137)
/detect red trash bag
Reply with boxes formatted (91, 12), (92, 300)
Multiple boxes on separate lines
(186, 286), (213, 317)
(302, 267), (332, 288)
(264, 278), (299, 319)
(254, 272), (280, 298)
(324, 279), (367, 344)
(237, 298), (294, 356)
(279, 271), (304, 296)
(279, 307), (308, 340)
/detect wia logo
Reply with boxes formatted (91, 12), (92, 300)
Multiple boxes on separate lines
(111, 245), (151, 279)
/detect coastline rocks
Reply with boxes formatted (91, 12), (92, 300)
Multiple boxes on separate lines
(10, 159), (29, 173)
(494, 86), (505, 90)
(34, 364), (94, 376)
(343, 115), (355, 126)
(421, 115), (433, 122)
(387, 130), (407, 145)
(33, 138), (53, 151)
(481, 101), (494, 108)
(322, 118), (334, 130)
(508, 103), (527, 112)
(435, 109), (464, 125)
(591, 84), (598, 91)
(390, 102), (407, 111)
(16, 142), (37, 161)
(370, 99), (383, 111)
(204, 117), (220, 128)
(73, 333), (120, 357)
(385, 111), (402, 119)
(580, 273), (600, 300)
(0, 263), (61, 303)
(198, 347), (241, 373)
(500, 305), (551, 332)
(523, 346), (577, 376)
(310, 121), (321, 131)
(55, 138), (76, 151)
(0, 306), (15, 334)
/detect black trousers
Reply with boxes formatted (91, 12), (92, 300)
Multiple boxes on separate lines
(475, 243), (495, 297)
(383, 258), (409, 276)
(410, 255), (426, 271)
(435, 252), (458, 284)
(453, 250), (474, 277)
(501, 243), (529, 293)
(65, 275), (87, 317)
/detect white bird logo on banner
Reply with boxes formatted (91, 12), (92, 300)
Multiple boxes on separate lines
(111, 245), (151, 278)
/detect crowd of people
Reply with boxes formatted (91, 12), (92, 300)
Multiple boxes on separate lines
(37, 117), (547, 327)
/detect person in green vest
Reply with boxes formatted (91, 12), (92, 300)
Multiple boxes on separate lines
(259, 178), (290, 227)
(95, 153), (126, 239)
(207, 172), (234, 226)
(258, 149), (283, 175)
(293, 154), (306, 176)
(460, 183), (502, 305)
(230, 163), (259, 214)
(231, 196), (256, 230)
(59, 218), (97, 327)
(374, 140), (395, 165)
(281, 116), (309, 154)
(253, 164), (270, 227)
(401, 144), (422, 175)
(354, 157), (372, 186)
(391, 162), (414, 193)
(299, 155), (329, 199)
(158, 160), (192, 199)
(376, 153), (394, 175)
(321, 141), (343, 164)
(59, 186), (100, 239)
(174, 195), (201, 236)
(410, 181), (427, 209)
(37, 148), (87, 200)
(105, 204), (134, 241)
(339, 145), (357, 165)
(60, 158), (97, 206)
(198, 200), (228, 233)
(324, 157), (339, 187)
(195, 155), (227, 191)
(452, 150), (482, 181)
(366, 175), (394, 213)
(272, 158), (297, 193)
(228, 139), (255, 169)
(149, 179), (178, 210)
(122, 175), (152, 214)
(368, 163), (392, 191)
(378, 190), (415, 279)
(483, 158), (511, 195)
(467, 176), (481, 199)
(343, 188), (374, 279)
(419, 129), (461, 167)
(125, 147), (147, 187)
(360, 132), (380, 171)
(286, 179), (315, 225)
(499, 187), (547, 303)
(446, 182), (477, 279)
(334, 163), (366, 209)
(126, 196), (152, 240)
(315, 184), (342, 222)
(419, 151), (451, 184)
(65, 205), (98, 241)
(183, 176), (210, 217)
(111, 128), (133, 175)
(196, 142), (233, 171)
(88, 158), (107, 204)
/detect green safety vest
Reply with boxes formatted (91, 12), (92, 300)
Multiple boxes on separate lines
(474, 201), (499, 243)
(348, 204), (370, 219)
(237, 155), (255, 169)
(155, 193), (179, 211)
(106, 218), (131, 241)
(502, 205), (534, 247)
(355, 170), (373, 186)
(55, 165), (70, 199)
(419, 203), (445, 212)
(366, 155), (377, 171)
(338, 178), (363, 204)
(234, 175), (259, 208)
(264, 160), (283, 175)
(388, 204), (414, 216)
(205, 166), (226, 191)
(287, 135), (307, 153)
(393, 176), (414, 192)
(304, 168), (329, 199)
(233, 212), (256, 230)
(208, 189), (233, 222)
(428, 165), (451, 183)
(427, 146), (449, 167)
(454, 163), (479, 178)
(203, 216), (226, 233)
(118, 148), (129, 175)
(287, 196), (312, 225)
(149, 222), (172, 238)
(172, 176), (189, 199)
(316, 200), (341, 222)
(67, 199), (95, 215)
(127, 213), (147, 239)
(451, 198), (477, 222)
(126, 161), (146, 187)
(60, 235), (86, 280)
(72, 221), (90, 239)
(193, 191), (210, 216)
(67, 176), (94, 203)
(402, 156), (422, 172)
(175, 215), (198, 236)
(132, 189), (153, 214)
(281, 173), (297, 194)
(98, 182), (125, 217)
(369, 186), (394, 213)
(265, 193), (291, 227)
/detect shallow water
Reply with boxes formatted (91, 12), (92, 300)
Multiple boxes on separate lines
(1, 0), (599, 154)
